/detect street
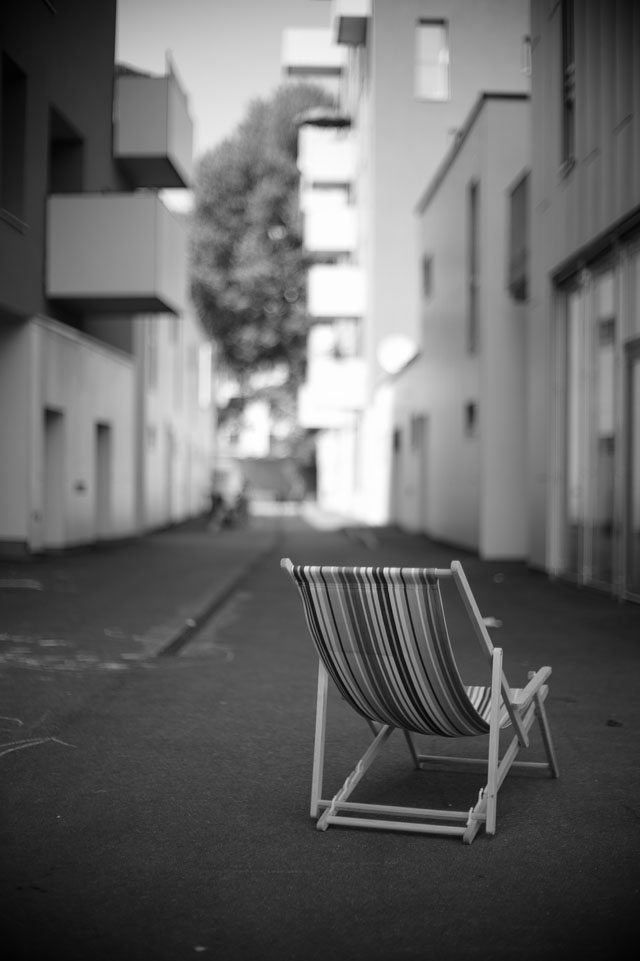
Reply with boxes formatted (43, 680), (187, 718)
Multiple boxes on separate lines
(1, 508), (639, 960)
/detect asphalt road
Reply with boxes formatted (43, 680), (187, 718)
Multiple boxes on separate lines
(1, 508), (639, 960)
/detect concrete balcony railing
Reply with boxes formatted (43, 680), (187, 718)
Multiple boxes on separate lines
(307, 263), (364, 319)
(281, 27), (346, 80)
(298, 356), (365, 428)
(114, 67), (193, 189)
(297, 125), (356, 185)
(331, 0), (371, 45)
(302, 201), (357, 256)
(46, 193), (187, 315)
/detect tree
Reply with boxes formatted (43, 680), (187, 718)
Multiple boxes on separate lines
(189, 82), (334, 391)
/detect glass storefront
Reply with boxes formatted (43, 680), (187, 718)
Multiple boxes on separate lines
(560, 242), (640, 601)
(627, 339), (640, 596)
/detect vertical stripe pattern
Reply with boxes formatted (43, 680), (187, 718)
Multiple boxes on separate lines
(289, 565), (497, 738)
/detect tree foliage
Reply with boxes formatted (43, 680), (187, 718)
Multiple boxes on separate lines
(189, 82), (334, 388)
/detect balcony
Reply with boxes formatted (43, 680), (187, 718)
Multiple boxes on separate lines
(297, 125), (356, 185)
(307, 264), (364, 318)
(331, 0), (370, 45)
(46, 193), (187, 315)
(114, 67), (193, 189)
(281, 27), (346, 80)
(302, 200), (357, 256)
(298, 357), (365, 428)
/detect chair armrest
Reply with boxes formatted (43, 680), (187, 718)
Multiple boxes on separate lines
(511, 666), (552, 707)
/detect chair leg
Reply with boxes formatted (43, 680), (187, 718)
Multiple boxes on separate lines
(310, 662), (329, 818)
(534, 689), (560, 777)
(485, 646), (503, 835)
(317, 724), (394, 830)
(403, 730), (421, 769)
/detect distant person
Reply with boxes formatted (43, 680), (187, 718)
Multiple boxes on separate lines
(207, 488), (226, 532)
(233, 481), (250, 527)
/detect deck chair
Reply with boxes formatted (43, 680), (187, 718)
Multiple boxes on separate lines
(281, 558), (559, 843)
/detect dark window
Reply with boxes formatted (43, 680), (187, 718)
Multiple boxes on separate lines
(561, 0), (575, 171)
(49, 107), (84, 193)
(410, 413), (426, 452)
(467, 179), (480, 353)
(148, 322), (158, 390)
(508, 173), (529, 302)
(464, 401), (478, 437)
(421, 256), (433, 298)
(1, 53), (27, 221)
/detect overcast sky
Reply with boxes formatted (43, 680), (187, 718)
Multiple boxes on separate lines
(115, 0), (330, 162)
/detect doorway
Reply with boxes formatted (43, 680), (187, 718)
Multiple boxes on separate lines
(625, 339), (640, 599)
(43, 408), (65, 548)
(562, 269), (617, 591)
(95, 422), (112, 539)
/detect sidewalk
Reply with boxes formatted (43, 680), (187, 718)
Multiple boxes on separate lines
(0, 513), (281, 672)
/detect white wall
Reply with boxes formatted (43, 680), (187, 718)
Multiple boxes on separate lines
(345, 0), (530, 526)
(0, 323), (32, 545)
(34, 319), (136, 547)
(138, 316), (214, 531)
(389, 96), (529, 558)
(367, 0), (530, 375)
(479, 101), (528, 557)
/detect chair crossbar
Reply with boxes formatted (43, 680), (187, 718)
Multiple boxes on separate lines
(317, 799), (472, 822)
(321, 816), (468, 837)
(415, 754), (551, 774)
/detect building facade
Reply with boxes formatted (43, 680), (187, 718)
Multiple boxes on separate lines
(393, 93), (530, 559)
(290, 0), (640, 602)
(528, 0), (640, 600)
(0, 0), (214, 555)
(289, 0), (530, 523)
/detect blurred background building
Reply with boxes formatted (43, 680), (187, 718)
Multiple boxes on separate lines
(2, 0), (638, 605)
(0, 0), (215, 555)
(287, 0), (640, 602)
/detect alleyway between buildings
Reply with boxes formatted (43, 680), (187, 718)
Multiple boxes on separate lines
(1, 505), (638, 960)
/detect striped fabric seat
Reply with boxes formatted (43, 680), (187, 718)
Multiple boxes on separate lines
(289, 564), (494, 737)
(282, 557), (559, 842)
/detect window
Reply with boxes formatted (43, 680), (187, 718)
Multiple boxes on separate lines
(561, 0), (575, 171)
(562, 269), (618, 589)
(410, 414), (426, 452)
(464, 402), (478, 437)
(147, 322), (158, 389)
(172, 319), (183, 409)
(1, 53), (27, 221)
(48, 107), (84, 193)
(467, 179), (480, 353)
(198, 341), (212, 409)
(421, 256), (433, 298)
(415, 20), (449, 101)
(333, 318), (361, 358)
(521, 35), (532, 76)
(508, 173), (529, 302)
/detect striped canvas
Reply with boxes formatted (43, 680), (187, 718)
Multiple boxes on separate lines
(288, 565), (497, 738)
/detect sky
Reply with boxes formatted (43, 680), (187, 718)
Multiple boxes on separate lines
(115, 0), (331, 161)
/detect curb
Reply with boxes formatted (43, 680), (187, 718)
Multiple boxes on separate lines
(156, 532), (283, 658)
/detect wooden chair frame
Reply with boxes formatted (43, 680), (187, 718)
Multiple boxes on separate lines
(282, 558), (559, 843)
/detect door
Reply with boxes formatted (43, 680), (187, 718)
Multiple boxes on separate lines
(562, 269), (618, 590)
(95, 422), (112, 539)
(625, 340), (640, 599)
(43, 408), (65, 549)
